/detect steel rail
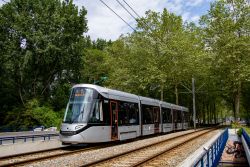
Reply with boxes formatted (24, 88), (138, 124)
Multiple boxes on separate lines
(0, 143), (114, 167)
(81, 128), (214, 167)
(0, 146), (68, 160)
(131, 129), (218, 167)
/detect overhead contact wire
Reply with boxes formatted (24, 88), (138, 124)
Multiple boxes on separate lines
(99, 0), (136, 31)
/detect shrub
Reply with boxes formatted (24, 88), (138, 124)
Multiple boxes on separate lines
(25, 99), (62, 129)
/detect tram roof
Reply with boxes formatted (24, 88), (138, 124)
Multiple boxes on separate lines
(181, 107), (189, 112)
(139, 96), (160, 106)
(73, 84), (188, 110)
(73, 84), (139, 103)
(171, 104), (183, 110)
(160, 101), (172, 108)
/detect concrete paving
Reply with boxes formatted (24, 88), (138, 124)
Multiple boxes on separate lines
(0, 139), (64, 158)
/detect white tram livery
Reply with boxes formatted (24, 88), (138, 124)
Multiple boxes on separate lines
(60, 84), (189, 144)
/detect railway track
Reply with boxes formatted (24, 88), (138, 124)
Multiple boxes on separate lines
(81, 128), (218, 167)
(0, 128), (218, 167)
(0, 143), (113, 167)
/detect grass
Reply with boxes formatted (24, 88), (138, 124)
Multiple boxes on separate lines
(243, 126), (250, 135)
(230, 121), (250, 135)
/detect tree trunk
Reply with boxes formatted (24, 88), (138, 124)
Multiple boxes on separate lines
(206, 103), (209, 124)
(203, 100), (206, 124)
(19, 87), (25, 106)
(175, 83), (179, 105)
(160, 85), (164, 101)
(213, 102), (216, 124)
(234, 81), (241, 121)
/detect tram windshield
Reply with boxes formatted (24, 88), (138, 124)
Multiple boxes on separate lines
(63, 87), (102, 124)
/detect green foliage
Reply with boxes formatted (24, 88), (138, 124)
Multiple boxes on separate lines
(0, 0), (249, 130)
(50, 82), (71, 111)
(24, 99), (62, 128)
(231, 121), (241, 129)
(0, 0), (88, 106)
(105, 9), (206, 105)
(244, 127), (250, 135)
(237, 128), (243, 137)
(3, 99), (63, 130)
(81, 48), (109, 85)
(0, 0), (88, 129)
(200, 0), (250, 118)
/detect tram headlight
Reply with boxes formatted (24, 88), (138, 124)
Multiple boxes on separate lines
(75, 125), (84, 130)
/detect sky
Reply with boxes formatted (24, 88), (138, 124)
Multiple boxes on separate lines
(0, 0), (215, 40)
(74, 0), (215, 40)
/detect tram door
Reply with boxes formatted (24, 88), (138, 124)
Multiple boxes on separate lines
(153, 107), (160, 133)
(110, 101), (118, 140)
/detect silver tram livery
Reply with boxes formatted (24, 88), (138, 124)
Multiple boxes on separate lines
(60, 84), (189, 144)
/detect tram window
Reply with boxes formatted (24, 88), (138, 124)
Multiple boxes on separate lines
(118, 101), (139, 126)
(141, 104), (154, 124)
(89, 100), (102, 123)
(177, 110), (182, 123)
(153, 107), (160, 123)
(102, 100), (110, 124)
(183, 112), (189, 122)
(173, 110), (177, 123)
(162, 108), (172, 123)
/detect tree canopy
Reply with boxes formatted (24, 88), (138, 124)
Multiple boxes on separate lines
(0, 0), (88, 130)
(0, 0), (249, 130)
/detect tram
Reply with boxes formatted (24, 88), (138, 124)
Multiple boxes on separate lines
(60, 84), (189, 144)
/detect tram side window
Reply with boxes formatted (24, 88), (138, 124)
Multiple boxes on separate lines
(177, 110), (182, 123)
(118, 101), (139, 125)
(102, 100), (110, 125)
(183, 112), (189, 123)
(162, 108), (172, 123)
(89, 100), (106, 124)
(153, 107), (160, 123)
(142, 105), (154, 124)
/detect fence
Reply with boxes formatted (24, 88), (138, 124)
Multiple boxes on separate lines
(242, 129), (250, 148)
(0, 133), (59, 145)
(242, 128), (250, 165)
(194, 128), (228, 167)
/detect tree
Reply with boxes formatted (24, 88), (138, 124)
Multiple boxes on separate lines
(0, 0), (87, 105)
(0, 0), (88, 128)
(200, 0), (250, 120)
(81, 48), (109, 85)
(106, 9), (204, 105)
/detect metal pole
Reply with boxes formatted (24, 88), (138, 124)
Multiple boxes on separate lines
(192, 77), (196, 130)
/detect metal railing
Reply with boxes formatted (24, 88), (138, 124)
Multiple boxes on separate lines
(194, 128), (228, 167)
(242, 128), (250, 165)
(0, 133), (59, 145)
(242, 129), (250, 148)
